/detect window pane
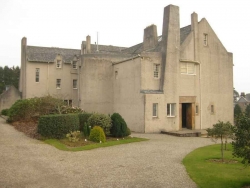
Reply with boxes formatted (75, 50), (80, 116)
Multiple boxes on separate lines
(35, 68), (39, 82)
(73, 79), (77, 89)
(171, 104), (175, 116)
(180, 63), (187, 73)
(153, 103), (158, 117)
(167, 104), (170, 116)
(154, 64), (160, 78)
(187, 63), (195, 74)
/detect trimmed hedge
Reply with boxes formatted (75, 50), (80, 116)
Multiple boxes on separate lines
(110, 113), (128, 137)
(87, 113), (111, 135)
(79, 112), (92, 131)
(89, 126), (106, 143)
(38, 113), (79, 139)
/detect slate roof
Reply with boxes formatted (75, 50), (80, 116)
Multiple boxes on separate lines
(26, 25), (191, 62)
(121, 25), (191, 55)
(27, 46), (81, 63)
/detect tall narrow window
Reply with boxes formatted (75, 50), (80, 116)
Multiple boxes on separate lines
(56, 79), (61, 89)
(153, 103), (158, 117)
(211, 105), (214, 114)
(72, 61), (77, 69)
(73, 79), (77, 89)
(167, 103), (176, 117)
(35, 68), (40, 82)
(204, 33), (208, 46)
(57, 60), (62, 68)
(154, 64), (160, 78)
(196, 105), (199, 115)
(115, 71), (118, 79)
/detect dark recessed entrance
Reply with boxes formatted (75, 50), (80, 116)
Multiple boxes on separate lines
(182, 103), (192, 129)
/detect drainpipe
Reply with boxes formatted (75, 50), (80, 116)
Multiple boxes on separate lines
(47, 62), (50, 95)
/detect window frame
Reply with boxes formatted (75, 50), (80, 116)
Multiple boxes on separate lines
(204, 33), (208, 46)
(35, 68), (40, 82)
(195, 105), (199, 115)
(211, 104), (214, 114)
(56, 60), (62, 68)
(167, 103), (176, 117)
(72, 61), (77, 69)
(152, 103), (158, 117)
(153, 64), (160, 79)
(56, 79), (61, 89)
(180, 62), (196, 75)
(73, 79), (77, 89)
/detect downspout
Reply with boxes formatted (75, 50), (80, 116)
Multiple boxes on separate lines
(47, 62), (50, 94)
(78, 61), (81, 107)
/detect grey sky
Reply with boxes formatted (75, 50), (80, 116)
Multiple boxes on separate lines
(0, 0), (249, 93)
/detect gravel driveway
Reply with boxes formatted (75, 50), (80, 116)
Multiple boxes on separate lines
(0, 117), (212, 188)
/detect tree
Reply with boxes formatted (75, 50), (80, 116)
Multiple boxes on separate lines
(232, 114), (250, 166)
(206, 121), (233, 161)
(234, 104), (242, 118)
(245, 104), (250, 118)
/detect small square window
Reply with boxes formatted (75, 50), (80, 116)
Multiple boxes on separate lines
(153, 103), (158, 117)
(35, 68), (40, 82)
(56, 79), (61, 89)
(73, 79), (77, 89)
(72, 61), (77, 69)
(57, 60), (62, 68)
(167, 103), (175, 117)
(154, 64), (160, 78)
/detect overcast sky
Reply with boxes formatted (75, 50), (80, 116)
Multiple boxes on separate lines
(0, 0), (249, 93)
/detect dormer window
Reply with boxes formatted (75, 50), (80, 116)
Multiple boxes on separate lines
(57, 60), (62, 68)
(72, 61), (77, 69)
(204, 33), (208, 46)
(154, 64), (160, 78)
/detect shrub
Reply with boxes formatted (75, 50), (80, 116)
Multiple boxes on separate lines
(89, 126), (106, 143)
(79, 112), (92, 131)
(87, 113), (111, 135)
(126, 127), (131, 136)
(83, 122), (91, 137)
(1, 109), (9, 116)
(110, 113), (128, 137)
(38, 113), (79, 139)
(62, 106), (83, 114)
(66, 131), (81, 142)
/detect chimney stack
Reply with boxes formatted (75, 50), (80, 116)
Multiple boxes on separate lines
(241, 92), (246, 97)
(143, 24), (158, 50)
(86, 35), (91, 54)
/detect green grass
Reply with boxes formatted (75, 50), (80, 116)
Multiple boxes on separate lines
(44, 137), (148, 152)
(183, 144), (250, 188)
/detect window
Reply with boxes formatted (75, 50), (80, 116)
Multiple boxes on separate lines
(115, 71), (118, 79)
(167, 103), (175, 117)
(56, 79), (61, 89)
(211, 105), (214, 114)
(204, 33), (208, 46)
(180, 63), (195, 75)
(73, 79), (77, 89)
(196, 105), (199, 115)
(153, 103), (158, 117)
(154, 64), (160, 78)
(72, 61), (77, 69)
(64, 100), (72, 107)
(56, 60), (62, 68)
(35, 68), (40, 82)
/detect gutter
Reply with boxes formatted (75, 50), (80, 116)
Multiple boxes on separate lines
(112, 54), (141, 65)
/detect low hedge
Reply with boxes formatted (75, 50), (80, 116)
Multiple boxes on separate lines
(38, 113), (79, 139)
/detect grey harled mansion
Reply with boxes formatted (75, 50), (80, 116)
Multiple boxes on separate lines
(17, 5), (233, 132)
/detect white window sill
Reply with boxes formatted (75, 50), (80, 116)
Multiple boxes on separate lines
(181, 73), (196, 75)
(167, 115), (175, 118)
(73, 88), (78, 90)
(56, 88), (61, 89)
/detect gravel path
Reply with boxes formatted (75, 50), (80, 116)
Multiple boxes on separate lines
(0, 117), (213, 188)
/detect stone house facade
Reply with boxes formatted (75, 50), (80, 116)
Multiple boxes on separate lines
(236, 92), (250, 112)
(19, 5), (233, 132)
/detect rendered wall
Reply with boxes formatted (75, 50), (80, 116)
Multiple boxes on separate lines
(113, 57), (145, 132)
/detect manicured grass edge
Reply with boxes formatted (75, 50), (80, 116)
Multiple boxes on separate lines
(44, 137), (148, 152)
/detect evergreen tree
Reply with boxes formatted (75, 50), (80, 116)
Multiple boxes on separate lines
(234, 104), (242, 118)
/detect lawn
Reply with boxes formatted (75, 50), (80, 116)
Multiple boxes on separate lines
(44, 136), (148, 152)
(183, 144), (250, 188)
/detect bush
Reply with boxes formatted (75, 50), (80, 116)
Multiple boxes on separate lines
(38, 113), (79, 139)
(110, 113), (128, 137)
(87, 113), (111, 135)
(83, 122), (91, 137)
(89, 126), (106, 143)
(1, 109), (9, 116)
(66, 131), (81, 142)
(8, 96), (66, 122)
(126, 127), (131, 136)
(79, 112), (92, 131)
